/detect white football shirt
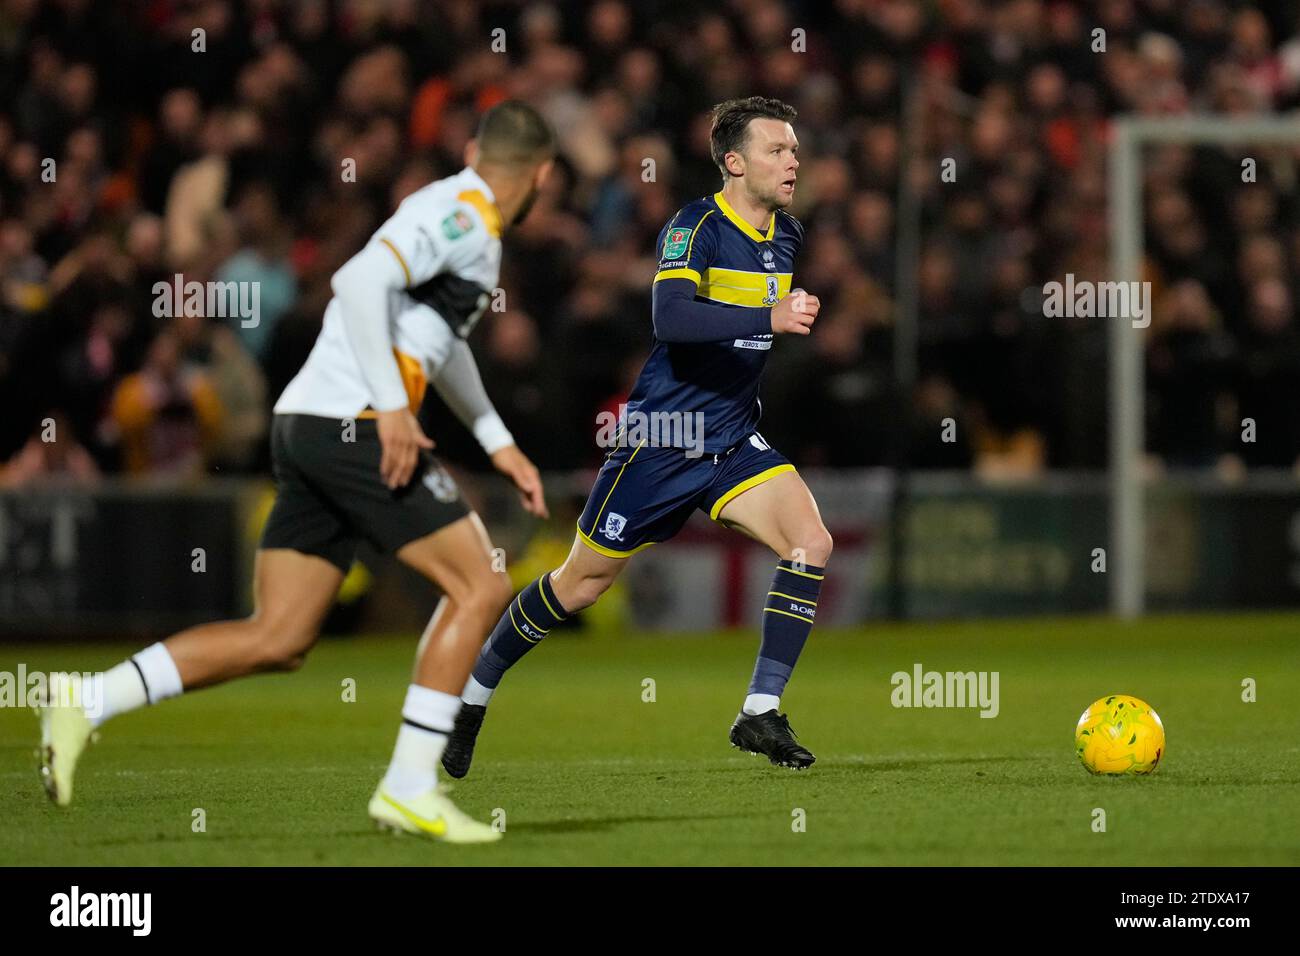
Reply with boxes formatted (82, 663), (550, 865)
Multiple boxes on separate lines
(275, 166), (503, 420)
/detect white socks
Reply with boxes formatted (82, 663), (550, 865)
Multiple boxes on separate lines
(743, 693), (780, 716)
(91, 642), (184, 728)
(460, 675), (495, 707)
(382, 685), (462, 798)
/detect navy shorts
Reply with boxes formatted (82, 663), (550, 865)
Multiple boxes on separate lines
(576, 432), (795, 557)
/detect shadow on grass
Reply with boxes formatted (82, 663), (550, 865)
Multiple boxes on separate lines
(681, 754), (1040, 776)
(509, 811), (750, 834)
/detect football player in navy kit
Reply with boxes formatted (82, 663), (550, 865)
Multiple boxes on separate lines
(447, 97), (832, 774)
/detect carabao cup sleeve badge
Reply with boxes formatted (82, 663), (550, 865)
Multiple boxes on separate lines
(662, 227), (691, 260)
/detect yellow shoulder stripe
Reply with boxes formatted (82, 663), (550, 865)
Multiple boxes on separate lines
(654, 267), (701, 285)
(457, 189), (503, 238)
(685, 209), (714, 260)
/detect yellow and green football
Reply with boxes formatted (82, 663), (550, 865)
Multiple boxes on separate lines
(1075, 695), (1165, 775)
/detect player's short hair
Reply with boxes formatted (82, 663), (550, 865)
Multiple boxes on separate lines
(475, 99), (556, 167)
(709, 96), (798, 177)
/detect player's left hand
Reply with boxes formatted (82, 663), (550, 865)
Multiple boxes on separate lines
(491, 445), (549, 519)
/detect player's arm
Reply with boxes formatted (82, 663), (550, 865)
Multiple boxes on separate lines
(651, 281), (819, 340)
(331, 206), (448, 489)
(650, 211), (818, 342)
(330, 241), (412, 413)
(431, 339), (548, 518)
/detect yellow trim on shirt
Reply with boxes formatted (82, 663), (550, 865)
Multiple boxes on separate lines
(379, 237), (412, 286)
(685, 209), (714, 259)
(654, 267), (702, 285)
(457, 189), (503, 238)
(697, 268), (791, 307)
(393, 349), (428, 414)
(714, 191), (775, 242)
(356, 348), (426, 418)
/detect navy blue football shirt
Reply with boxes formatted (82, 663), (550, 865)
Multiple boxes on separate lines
(623, 190), (804, 454)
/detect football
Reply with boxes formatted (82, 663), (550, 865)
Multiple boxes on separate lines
(1075, 695), (1165, 775)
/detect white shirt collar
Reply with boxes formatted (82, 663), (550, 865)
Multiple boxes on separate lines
(460, 166), (497, 204)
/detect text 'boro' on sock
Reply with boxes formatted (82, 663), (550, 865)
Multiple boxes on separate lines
(470, 573), (569, 694)
(748, 560), (825, 704)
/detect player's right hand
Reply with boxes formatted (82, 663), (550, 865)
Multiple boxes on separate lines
(376, 408), (435, 489)
(771, 288), (820, 335)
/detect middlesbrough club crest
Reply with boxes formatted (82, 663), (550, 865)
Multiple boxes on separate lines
(601, 512), (627, 541)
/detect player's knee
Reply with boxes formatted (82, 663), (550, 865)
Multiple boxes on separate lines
(794, 527), (833, 567)
(258, 639), (311, 672)
(452, 568), (512, 624)
(249, 616), (317, 671)
(475, 570), (514, 618)
(269, 649), (309, 672)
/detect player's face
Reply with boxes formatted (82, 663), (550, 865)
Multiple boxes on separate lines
(510, 158), (554, 226)
(740, 118), (799, 210)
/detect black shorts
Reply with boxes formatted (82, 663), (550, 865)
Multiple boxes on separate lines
(260, 413), (469, 572)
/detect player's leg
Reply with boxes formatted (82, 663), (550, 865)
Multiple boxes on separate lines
(443, 440), (697, 779)
(471, 530), (628, 698)
(711, 464), (831, 769)
(338, 430), (515, 842)
(166, 548), (344, 687)
(37, 547), (343, 806)
(441, 532), (629, 778)
(457, 441), (674, 719)
(370, 512), (510, 808)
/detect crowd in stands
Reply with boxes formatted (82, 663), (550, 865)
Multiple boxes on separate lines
(2, 0), (1299, 486)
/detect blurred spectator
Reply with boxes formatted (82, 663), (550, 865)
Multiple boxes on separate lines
(107, 328), (224, 477)
(213, 180), (297, 360)
(0, 413), (100, 487)
(0, 0), (1297, 482)
(1235, 278), (1300, 469)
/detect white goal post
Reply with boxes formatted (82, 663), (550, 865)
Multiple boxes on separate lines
(1108, 116), (1300, 618)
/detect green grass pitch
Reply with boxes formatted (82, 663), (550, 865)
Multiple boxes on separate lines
(2, 614), (1297, 866)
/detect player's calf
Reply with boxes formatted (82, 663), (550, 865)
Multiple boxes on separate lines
(444, 570), (576, 778)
